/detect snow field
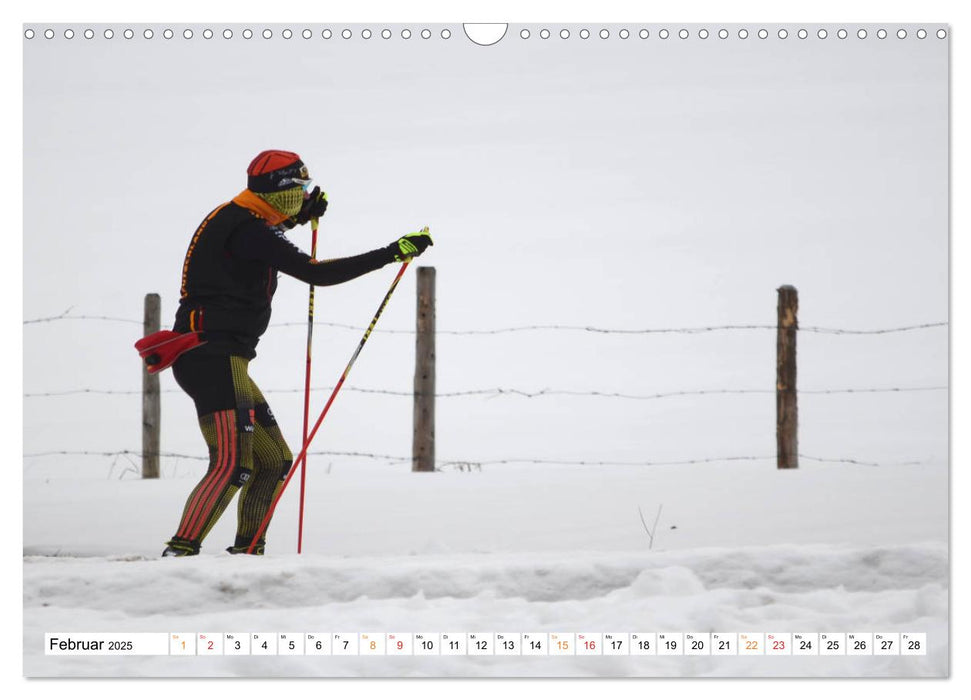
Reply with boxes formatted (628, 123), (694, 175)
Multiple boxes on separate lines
(23, 461), (948, 677)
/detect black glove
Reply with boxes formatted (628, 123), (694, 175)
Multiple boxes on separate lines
(388, 228), (433, 262)
(294, 186), (328, 226)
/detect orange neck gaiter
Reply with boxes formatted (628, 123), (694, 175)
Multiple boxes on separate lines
(232, 189), (290, 226)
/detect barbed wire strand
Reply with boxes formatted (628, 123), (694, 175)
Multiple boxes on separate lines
(21, 449), (927, 469)
(22, 313), (947, 336)
(23, 385), (948, 399)
(23, 311), (139, 326)
(23, 449), (409, 464)
(801, 323), (948, 335)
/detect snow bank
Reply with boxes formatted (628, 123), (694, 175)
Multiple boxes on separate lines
(24, 544), (946, 677)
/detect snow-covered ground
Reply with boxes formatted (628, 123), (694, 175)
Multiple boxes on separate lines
(23, 460), (948, 677)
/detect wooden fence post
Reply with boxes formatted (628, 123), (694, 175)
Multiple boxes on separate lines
(413, 267), (436, 472)
(776, 285), (798, 469)
(143, 293), (161, 479)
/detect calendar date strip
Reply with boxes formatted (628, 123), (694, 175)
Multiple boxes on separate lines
(45, 632), (927, 657)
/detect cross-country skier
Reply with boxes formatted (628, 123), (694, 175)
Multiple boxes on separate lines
(153, 150), (432, 557)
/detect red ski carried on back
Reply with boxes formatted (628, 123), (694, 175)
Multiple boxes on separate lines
(135, 330), (206, 374)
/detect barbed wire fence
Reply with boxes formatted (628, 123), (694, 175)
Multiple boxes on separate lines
(21, 449), (927, 471)
(23, 309), (947, 336)
(23, 385), (948, 400)
(22, 295), (948, 476)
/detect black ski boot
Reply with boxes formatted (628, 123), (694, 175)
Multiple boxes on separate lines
(226, 535), (264, 555)
(161, 537), (200, 558)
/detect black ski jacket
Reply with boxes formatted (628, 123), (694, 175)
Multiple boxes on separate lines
(173, 192), (396, 358)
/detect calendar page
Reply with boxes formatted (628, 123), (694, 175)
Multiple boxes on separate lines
(21, 2), (950, 681)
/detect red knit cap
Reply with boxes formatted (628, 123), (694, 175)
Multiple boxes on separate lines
(247, 150), (307, 193)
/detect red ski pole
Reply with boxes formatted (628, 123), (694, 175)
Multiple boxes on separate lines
(248, 261), (412, 553)
(297, 218), (319, 554)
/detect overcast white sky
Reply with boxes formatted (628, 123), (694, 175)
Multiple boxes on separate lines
(21, 21), (948, 481)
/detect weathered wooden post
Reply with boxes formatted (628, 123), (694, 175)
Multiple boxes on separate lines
(413, 267), (436, 472)
(776, 285), (798, 469)
(142, 293), (161, 479)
